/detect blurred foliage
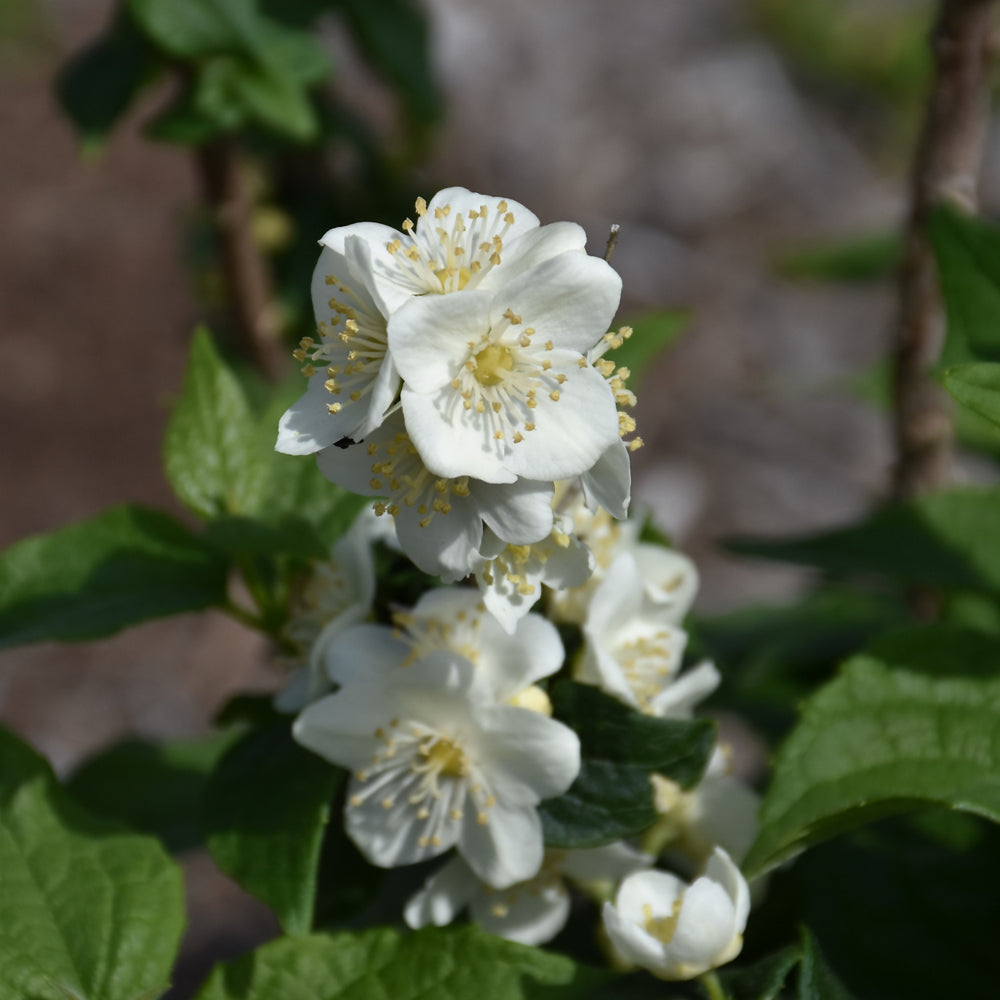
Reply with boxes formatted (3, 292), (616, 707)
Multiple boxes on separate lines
(774, 231), (900, 284)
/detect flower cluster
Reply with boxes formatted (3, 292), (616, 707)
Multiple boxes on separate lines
(279, 190), (755, 983)
(276, 188), (637, 614)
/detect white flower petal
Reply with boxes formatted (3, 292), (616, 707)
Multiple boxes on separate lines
(322, 622), (410, 688)
(668, 878), (740, 971)
(402, 385), (517, 484)
(276, 373), (356, 455)
(476, 222), (588, 293)
(476, 479), (554, 545)
(650, 661), (721, 719)
(501, 360), (620, 481)
(561, 842), (653, 883)
(470, 879), (571, 946)
(404, 856), (478, 929)
(389, 291), (493, 393)
(634, 546), (699, 621)
(478, 706), (581, 803)
(488, 252), (622, 356)
(581, 439), (632, 519)
(393, 500), (483, 581)
(460, 799), (544, 888)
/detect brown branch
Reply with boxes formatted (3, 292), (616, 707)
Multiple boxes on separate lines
(604, 223), (621, 263)
(197, 141), (285, 380)
(891, 0), (998, 500)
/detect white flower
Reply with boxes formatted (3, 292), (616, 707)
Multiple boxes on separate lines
(473, 516), (593, 633)
(389, 251), (623, 485)
(315, 412), (554, 581)
(274, 512), (378, 713)
(293, 640), (580, 888)
(325, 187), (592, 313)
(651, 746), (760, 866)
(578, 551), (692, 714)
(602, 848), (750, 980)
(405, 842), (652, 946)
(277, 239), (397, 455)
(549, 500), (698, 628)
(389, 586), (565, 706)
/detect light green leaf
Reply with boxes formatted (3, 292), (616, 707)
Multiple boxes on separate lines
(127, 0), (254, 59)
(798, 930), (857, 1000)
(67, 730), (242, 852)
(164, 327), (268, 518)
(944, 361), (1000, 430)
(611, 310), (688, 391)
(728, 487), (1000, 596)
(56, 12), (156, 150)
(193, 926), (608, 1000)
(204, 722), (340, 934)
(744, 648), (1000, 877)
(927, 204), (1000, 367)
(540, 682), (715, 848)
(0, 726), (185, 1000)
(0, 504), (229, 648)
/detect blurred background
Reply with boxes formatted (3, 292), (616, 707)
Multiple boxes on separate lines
(1, 0), (994, 990)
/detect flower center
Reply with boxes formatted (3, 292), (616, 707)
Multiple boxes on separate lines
(473, 343), (515, 386)
(643, 897), (684, 944)
(425, 737), (468, 777)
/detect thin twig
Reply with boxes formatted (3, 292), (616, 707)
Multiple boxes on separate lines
(891, 0), (998, 500)
(603, 223), (621, 263)
(198, 141), (285, 380)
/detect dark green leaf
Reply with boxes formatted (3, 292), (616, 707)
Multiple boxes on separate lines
(204, 513), (328, 560)
(776, 232), (899, 283)
(714, 945), (802, 1000)
(728, 487), (1000, 596)
(798, 816), (1000, 1000)
(0, 726), (185, 1000)
(612, 310), (688, 391)
(744, 649), (1000, 877)
(339, 0), (441, 124)
(146, 83), (226, 143)
(56, 12), (156, 149)
(67, 730), (242, 852)
(204, 722), (341, 934)
(540, 682), (715, 848)
(193, 925), (609, 1000)
(798, 930), (856, 1000)
(0, 504), (229, 648)
(927, 203), (1000, 366)
(164, 327), (269, 518)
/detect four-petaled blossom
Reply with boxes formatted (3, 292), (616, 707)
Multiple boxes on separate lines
(293, 624), (580, 888)
(405, 842), (652, 946)
(389, 251), (622, 486)
(602, 848), (750, 981)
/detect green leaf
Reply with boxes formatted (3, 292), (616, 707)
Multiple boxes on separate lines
(798, 815), (1000, 1000)
(714, 945), (802, 1000)
(744, 648), (1000, 877)
(728, 487), (1000, 596)
(204, 721), (340, 934)
(55, 12), (156, 150)
(944, 361), (1000, 430)
(338, 0), (441, 124)
(193, 925), (607, 1000)
(611, 310), (688, 391)
(798, 930), (856, 1000)
(204, 513), (328, 561)
(0, 726), (185, 1000)
(0, 504), (229, 648)
(164, 327), (269, 518)
(775, 232), (899, 283)
(540, 682), (715, 848)
(127, 0), (254, 59)
(927, 203), (1000, 367)
(67, 730), (242, 852)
